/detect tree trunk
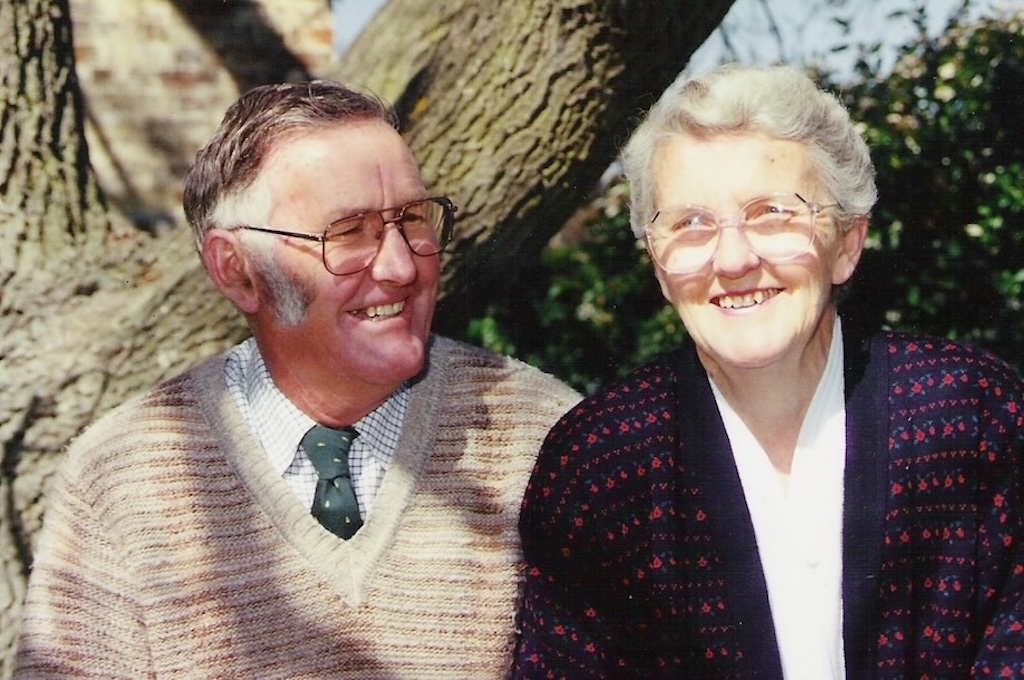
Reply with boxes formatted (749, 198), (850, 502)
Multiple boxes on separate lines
(0, 0), (733, 674)
(331, 0), (735, 336)
(0, 2), (246, 674)
(1, 0), (112, 671)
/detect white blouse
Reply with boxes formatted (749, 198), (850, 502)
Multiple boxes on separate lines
(710, 316), (847, 680)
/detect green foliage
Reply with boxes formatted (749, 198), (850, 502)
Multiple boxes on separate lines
(466, 182), (687, 394)
(834, 10), (1024, 369)
(465, 9), (1024, 393)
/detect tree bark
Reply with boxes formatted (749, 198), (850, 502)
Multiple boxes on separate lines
(330, 0), (735, 336)
(0, 0), (733, 674)
(1, 0), (111, 671)
(0, 2), (246, 674)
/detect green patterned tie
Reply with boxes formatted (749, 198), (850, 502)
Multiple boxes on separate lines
(302, 425), (362, 539)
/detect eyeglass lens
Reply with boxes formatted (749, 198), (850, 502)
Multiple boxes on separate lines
(647, 194), (817, 274)
(322, 198), (452, 275)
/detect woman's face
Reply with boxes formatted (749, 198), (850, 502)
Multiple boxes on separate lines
(650, 132), (865, 375)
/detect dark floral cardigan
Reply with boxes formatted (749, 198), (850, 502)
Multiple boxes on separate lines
(513, 323), (1024, 679)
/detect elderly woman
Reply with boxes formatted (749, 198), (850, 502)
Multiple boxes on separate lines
(512, 64), (1024, 679)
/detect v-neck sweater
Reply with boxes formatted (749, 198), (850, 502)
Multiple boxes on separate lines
(16, 336), (580, 679)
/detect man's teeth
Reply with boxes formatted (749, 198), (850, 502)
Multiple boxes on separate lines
(361, 301), (405, 319)
(716, 289), (780, 309)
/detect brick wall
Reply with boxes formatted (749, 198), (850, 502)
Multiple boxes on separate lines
(69, 0), (335, 232)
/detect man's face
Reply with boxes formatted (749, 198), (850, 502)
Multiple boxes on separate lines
(249, 120), (440, 423)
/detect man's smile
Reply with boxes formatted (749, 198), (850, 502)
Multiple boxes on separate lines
(353, 300), (406, 320)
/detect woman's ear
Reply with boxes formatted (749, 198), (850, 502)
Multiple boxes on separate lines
(202, 230), (261, 315)
(832, 215), (869, 287)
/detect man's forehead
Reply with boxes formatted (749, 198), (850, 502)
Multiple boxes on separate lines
(262, 123), (425, 221)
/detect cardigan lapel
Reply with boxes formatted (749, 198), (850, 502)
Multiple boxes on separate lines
(674, 348), (785, 677)
(670, 319), (889, 678)
(840, 321), (888, 679)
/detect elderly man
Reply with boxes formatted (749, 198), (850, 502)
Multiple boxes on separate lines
(15, 81), (579, 678)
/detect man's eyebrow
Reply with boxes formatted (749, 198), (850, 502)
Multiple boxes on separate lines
(329, 196), (430, 222)
(327, 204), (376, 223)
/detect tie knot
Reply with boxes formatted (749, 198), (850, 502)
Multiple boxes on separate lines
(302, 425), (358, 480)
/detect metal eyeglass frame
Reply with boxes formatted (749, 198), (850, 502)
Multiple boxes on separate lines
(644, 192), (843, 274)
(231, 196), (457, 276)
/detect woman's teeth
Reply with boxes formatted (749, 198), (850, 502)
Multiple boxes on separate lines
(715, 288), (781, 309)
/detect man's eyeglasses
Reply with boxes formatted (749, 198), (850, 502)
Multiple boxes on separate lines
(232, 196), (457, 276)
(645, 193), (841, 275)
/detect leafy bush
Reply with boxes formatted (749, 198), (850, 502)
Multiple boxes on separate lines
(835, 10), (1024, 370)
(466, 181), (686, 395)
(466, 10), (1024, 393)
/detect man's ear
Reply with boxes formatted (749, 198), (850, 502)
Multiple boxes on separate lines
(832, 215), (869, 287)
(202, 230), (261, 315)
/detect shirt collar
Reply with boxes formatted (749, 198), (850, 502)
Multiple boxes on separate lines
(225, 337), (407, 475)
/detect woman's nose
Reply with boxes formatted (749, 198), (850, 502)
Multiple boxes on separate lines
(711, 223), (761, 277)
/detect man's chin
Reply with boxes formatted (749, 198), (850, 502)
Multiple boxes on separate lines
(368, 337), (429, 379)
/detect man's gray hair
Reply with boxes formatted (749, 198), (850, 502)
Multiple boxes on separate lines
(183, 80), (397, 250)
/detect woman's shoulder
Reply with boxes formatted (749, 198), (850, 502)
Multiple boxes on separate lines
(878, 330), (1016, 372)
(872, 330), (1023, 402)
(548, 349), (692, 441)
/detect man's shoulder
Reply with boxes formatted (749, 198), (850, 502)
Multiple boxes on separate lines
(429, 335), (581, 401)
(65, 356), (224, 462)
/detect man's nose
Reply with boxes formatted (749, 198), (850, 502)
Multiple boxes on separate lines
(369, 223), (417, 283)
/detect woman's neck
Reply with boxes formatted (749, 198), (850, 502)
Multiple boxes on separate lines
(700, 311), (837, 475)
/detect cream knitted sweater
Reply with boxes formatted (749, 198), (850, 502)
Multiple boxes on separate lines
(15, 336), (580, 679)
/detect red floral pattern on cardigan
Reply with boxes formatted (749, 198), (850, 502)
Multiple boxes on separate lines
(512, 330), (1024, 679)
